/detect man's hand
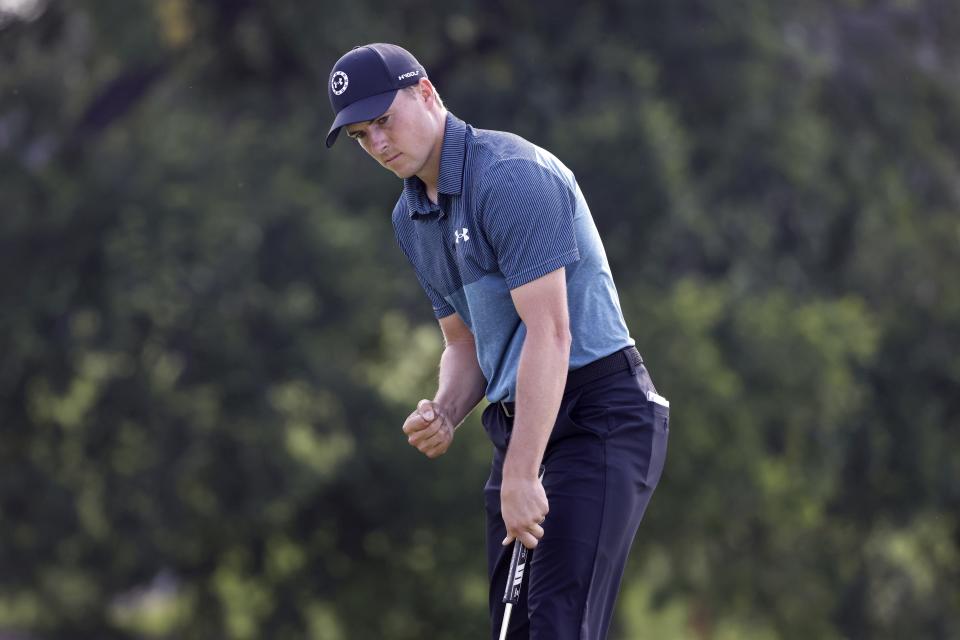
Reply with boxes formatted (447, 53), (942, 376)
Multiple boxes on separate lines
(402, 399), (455, 458)
(501, 475), (549, 549)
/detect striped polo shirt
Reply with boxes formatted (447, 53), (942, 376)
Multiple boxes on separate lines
(392, 114), (634, 403)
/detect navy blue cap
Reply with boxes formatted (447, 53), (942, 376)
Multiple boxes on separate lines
(326, 43), (427, 148)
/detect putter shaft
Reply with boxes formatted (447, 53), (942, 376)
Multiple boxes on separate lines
(498, 602), (513, 640)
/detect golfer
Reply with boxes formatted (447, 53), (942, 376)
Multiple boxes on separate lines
(326, 43), (670, 640)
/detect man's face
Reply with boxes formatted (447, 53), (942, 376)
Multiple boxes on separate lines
(345, 87), (438, 179)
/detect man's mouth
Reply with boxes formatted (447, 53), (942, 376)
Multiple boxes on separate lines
(384, 153), (401, 165)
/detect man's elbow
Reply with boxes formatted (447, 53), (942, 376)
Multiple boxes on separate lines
(556, 323), (572, 351)
(528, 321), (572, 353)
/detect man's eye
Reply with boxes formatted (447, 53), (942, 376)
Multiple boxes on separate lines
(377, 115), (389, 125)
(351, 131), (365, 140)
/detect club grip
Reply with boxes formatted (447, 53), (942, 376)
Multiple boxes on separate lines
(502, 540), (527, 604)
(501, 465), (545, 605)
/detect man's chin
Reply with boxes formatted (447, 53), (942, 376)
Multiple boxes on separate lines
(384, 157), (421, 180)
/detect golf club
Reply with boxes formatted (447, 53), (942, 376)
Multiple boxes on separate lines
(498, 465), (545, 640)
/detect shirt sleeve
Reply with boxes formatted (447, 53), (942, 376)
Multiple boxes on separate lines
(478, 158), (580, 290)
(393, 198), (456, 319)
(412, 266), (455, 319)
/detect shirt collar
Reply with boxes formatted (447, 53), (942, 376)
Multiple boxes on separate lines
(402, 113), (467, 217)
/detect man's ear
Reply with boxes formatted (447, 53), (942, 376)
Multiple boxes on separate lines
(419, 79), (436, 105)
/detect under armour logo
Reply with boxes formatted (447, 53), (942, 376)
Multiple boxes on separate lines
(454, 228), (470, 243)
(331, 71), (348, 96)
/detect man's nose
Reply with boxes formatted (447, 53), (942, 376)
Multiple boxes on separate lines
(368, 127), (388, 152)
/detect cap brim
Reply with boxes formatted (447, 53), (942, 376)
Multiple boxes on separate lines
(325, 89), (399, 148)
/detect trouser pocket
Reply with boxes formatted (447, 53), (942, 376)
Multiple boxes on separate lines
(644, 402), (670, 487)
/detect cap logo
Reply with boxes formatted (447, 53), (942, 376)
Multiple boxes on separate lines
(398, 70), (419, 81)
(331, 70), (349, 96)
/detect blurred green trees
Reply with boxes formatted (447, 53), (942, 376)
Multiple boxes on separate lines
(1, 1), (957, 638)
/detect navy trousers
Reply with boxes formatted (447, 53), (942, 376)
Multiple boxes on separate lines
(482, 354), (669, 640)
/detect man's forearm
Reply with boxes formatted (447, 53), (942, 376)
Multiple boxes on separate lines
(503, 330), (571, 479)
(434, 341), (487, 427)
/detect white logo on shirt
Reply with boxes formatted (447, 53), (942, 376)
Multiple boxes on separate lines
(454, 228), (470, 243)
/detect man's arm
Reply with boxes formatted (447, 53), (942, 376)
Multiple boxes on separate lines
(403, 313), (487, 458)
(501, 267), (571, 549)
(435, 313), (488, 426)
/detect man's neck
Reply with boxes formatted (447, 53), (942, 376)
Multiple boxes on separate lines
(419, 163), (438, 204)
(418, 111), (447, 205)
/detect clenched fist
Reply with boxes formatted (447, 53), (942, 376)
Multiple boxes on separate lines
(402, 399), (455, 458)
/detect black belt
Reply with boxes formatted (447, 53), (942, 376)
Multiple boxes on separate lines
(499, 346), (642, 418)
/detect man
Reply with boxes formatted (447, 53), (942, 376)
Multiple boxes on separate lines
(325, 43), (670, 639)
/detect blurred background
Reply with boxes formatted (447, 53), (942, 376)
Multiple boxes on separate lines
(1, 0), (958, 638)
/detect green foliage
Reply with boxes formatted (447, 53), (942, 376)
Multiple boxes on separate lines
(1, 1), (958, 638)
